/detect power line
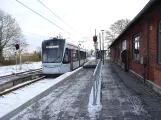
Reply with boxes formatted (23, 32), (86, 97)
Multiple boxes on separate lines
(15, 0), (72, 36)
(23, 32), (51, 38)
(37, 0), (76, 32)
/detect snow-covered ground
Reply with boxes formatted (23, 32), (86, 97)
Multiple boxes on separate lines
(11, 68), (94, 120)
(0, 67), (82, 118)
(0, 62), (42, 76)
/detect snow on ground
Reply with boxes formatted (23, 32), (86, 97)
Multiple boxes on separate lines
(88, 62), (102, 119)
(11, 68), (93, 120)
(0, 67), (82, 118)
(88, 86), (102, 119)
(0, 62), (42, 76)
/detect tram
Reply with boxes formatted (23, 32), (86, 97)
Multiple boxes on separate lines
(42, 38), (87, 74)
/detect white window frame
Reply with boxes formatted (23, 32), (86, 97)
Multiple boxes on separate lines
(133, 34), (140, 61)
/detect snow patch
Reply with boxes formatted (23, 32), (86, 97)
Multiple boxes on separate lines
(11, 67), (92, 120)
(88, 79), (102, 118)
(0, 62), (42, 77)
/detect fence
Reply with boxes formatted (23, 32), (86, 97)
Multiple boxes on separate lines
(92, 59), (102, 105)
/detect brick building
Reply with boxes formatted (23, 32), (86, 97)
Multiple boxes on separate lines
(109, 0), (161, 87)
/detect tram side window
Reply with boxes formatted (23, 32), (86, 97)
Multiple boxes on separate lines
(84, 52), (86, 59)
(80, 51), (83, 60)
(72, 50), (79, 62)
(63, 48), (69, 63)
(80, 51), (85, 60)
(68, 49), (71, 62)
(83, 52), (86, 59)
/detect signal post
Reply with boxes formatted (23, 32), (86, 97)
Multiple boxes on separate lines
(15, 44), (22, 70)
(93, 32), (98, 63)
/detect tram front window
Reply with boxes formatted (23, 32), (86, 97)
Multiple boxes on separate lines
(42, 39), (65, 63)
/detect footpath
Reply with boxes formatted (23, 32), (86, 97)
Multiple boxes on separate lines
(100, 59), (161, 120)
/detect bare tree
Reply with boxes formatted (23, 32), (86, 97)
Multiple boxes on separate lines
(0, 9), (27, 63)
(105, 19), (131, 42)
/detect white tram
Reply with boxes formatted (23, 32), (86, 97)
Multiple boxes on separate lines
(42, 38), (87, 74)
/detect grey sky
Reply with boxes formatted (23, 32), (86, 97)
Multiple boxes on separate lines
(0, 0), (149, 51)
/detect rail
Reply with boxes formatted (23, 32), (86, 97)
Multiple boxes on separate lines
(92, 59), (102, 105)
(0, 68), (42, 80)
(0, 76), (45, 96)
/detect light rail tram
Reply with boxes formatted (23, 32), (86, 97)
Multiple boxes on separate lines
(42, 38), (87, 74)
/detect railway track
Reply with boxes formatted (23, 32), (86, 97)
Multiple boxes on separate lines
(0, 68), (42, 81)
(0, 68), (43, 94)
(0, 68), (63, 96)
(0, 76), (46, 96)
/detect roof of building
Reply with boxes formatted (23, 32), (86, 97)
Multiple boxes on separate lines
(109, 0), (160, 48)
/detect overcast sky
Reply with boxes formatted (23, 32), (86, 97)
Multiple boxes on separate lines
(0, 0), (149, 51)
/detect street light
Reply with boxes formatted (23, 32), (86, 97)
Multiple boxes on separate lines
(101, 30), (105, 65)
(99, 33), (102, 61)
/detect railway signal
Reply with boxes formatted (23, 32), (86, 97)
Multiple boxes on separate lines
(15, 44), (19, 50)
(93, 36), (97, 43)
(15, 43), (22, 70)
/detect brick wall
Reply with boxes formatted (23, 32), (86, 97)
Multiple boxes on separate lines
(110, 4), (161, 86)
(149, 6), (161, 86)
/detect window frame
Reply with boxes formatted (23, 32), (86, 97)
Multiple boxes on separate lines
(133, 34), (140, 61)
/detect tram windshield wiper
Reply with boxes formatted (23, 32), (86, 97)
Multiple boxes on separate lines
(52, 55), (61, 63)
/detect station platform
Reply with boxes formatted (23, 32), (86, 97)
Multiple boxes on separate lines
(10, 64), (95, 120)
(83, 58), (97, 69)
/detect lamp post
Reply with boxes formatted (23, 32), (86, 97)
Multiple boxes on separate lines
(101, 30), (105, 65)
(99, 33), (101, 61)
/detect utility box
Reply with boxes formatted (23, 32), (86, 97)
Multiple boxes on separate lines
(140, 56), (148, 65)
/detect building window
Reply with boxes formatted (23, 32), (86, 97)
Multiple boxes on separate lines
(133, 35), (140, 60)
(158, 21), (161, 64)
(122, 40), (126, 50)
(116, 45), (119, 58)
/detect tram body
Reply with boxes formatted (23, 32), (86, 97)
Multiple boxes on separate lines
(42, 38), (87, 74)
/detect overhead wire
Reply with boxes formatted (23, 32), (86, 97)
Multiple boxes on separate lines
(15, 0), (72, 36)
(37, 0), (76, 32)
(23, 32), (51, 38)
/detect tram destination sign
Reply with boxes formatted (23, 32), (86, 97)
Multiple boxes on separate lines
(46, 45), (59, 49)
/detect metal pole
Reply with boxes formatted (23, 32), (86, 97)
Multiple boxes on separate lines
(99, 33), (101, 60)
(19, 39), (22, 70)
(102, 31), (104, 65)
(16, 51), (17, 73)
(95, 29), (97, 64)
